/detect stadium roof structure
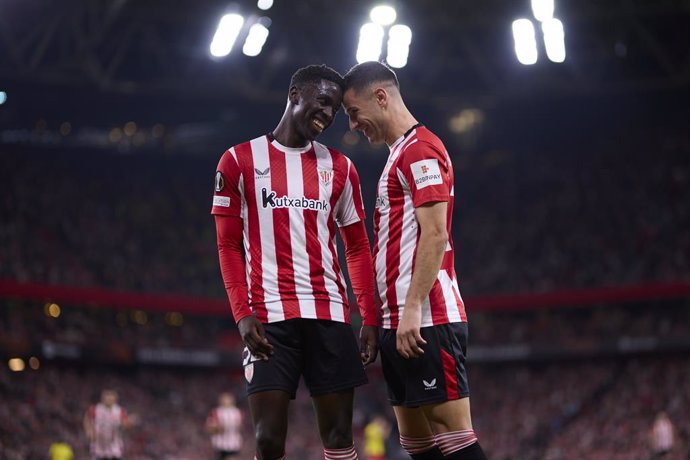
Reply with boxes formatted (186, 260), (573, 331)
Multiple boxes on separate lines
(1, 0), (689, 144)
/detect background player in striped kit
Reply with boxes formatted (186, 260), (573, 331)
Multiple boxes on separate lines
(212, 65), (378, 460)
(83, 389), (135, 460)
(343, 61), (488, 460)
(206, 392), (243, 459)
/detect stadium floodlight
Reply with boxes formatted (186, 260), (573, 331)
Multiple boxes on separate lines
(370, 5), (397, 26)
(0, 91), (6, 105)
(209, 13), (245, 58)
(531, 0), (554, 22)
(257, 0), (273, 10)
(512, 19), (538, 65)
(243, 23), (270, 57)
(356, 23), (384, 63)
(542, 18), (566, 63)
(386, 24), (412, 68)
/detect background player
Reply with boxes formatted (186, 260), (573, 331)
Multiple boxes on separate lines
(206, 392), (243, 459)
(342, 61), (488, 460)
(83, 389), (135, 460)
(211, 64), (378, 460)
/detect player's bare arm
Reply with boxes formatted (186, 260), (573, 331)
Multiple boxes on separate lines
(397, 201), (448, 359)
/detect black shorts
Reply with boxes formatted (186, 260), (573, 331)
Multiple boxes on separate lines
(380, 322), (470, 407)
(216, 450), (240, 460)
(242, 318), (368, 398)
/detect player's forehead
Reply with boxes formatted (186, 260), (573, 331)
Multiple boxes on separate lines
(303, 78), (341, 98)
(343, 86), (371, 113)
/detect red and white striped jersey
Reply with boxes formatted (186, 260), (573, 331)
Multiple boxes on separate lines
(208, 406), (243, 452)
(87, 403), (127, 458)
(211, 134), (366, 324)
(373, 125), (467, 329)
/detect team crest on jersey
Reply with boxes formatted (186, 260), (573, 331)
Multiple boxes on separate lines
(254, 167), (270, 179)
(318, 169), (333, 185)
(215, 171), (225, 192)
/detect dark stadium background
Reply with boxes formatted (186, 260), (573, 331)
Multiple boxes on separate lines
(1, 0), (689, 459)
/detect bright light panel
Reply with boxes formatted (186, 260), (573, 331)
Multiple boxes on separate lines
(0, 91), (6, 105)
(370, 5), (397, 26)
(386, 24), (412, 68)
(356, 23), (384, 63)
(512, 19), (538, 65)
(531, 0), (554, 22)
(542, 18), (565, 62)
(210, 14), (245, 58)
(257, 0), (273, 10)
(243, 23), (270, 57)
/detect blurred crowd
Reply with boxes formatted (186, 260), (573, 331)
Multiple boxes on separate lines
(2, 299), (689, 353)
(1, 124), (689, 298)
(1, 355), (687, 460)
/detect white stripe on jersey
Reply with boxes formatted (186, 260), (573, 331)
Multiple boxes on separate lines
(284, 153), (316, 318)
(251, 136), (284, 322)
(314, 142), (346, 321)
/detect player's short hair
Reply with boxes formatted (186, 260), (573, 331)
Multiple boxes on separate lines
(290, 64), (345, 93)
(344, 61), (400, 93)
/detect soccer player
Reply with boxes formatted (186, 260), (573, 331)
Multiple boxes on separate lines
(83, 389), (134, 460)
(212, 64), (378, 460)
(342, 61), (488, 460)
(206, 392), (243, 459)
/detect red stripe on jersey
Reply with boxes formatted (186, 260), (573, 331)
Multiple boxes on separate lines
(441, 349), (460, 400)
(301, 153), (331, 320)
(268, 142), (300, 320)
(384, 168), (403, 326)
(429, 279), (450, 324)
(327, 151), (351, 312)
(235, 143), (268, 322)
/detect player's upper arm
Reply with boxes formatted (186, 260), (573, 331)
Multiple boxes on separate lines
(398, 141), (451, 208)
(334, 157), (366, 227)
(211, 148), (243, 217)
(415, 201), (448, 238)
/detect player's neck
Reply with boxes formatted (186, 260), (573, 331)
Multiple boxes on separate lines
(385, 109), (418, 146)
(272, 119), (310, 149)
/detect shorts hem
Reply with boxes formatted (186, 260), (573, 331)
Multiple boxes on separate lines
(309, 377), (369, 397)
(390, 392), (470, 407)
(247, 385), (297, 399)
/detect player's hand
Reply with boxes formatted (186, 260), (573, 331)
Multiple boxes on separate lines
(359, 325), (379, 366)
(238, 315), (273, 361)
(396, 306), (426, 359)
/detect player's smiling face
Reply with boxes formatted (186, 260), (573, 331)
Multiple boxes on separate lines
(344, 87), (386, 145)
(292, 79), (342, 142)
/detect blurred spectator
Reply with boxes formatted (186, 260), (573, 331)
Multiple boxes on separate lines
(206, 392), (243, 459)
(83, 389), (135, 460)
(49, 440), (74, 460)
(650, 411), (674, 459)
(364, 415), (391, 460)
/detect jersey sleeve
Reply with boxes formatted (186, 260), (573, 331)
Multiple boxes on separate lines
(211, 148), (243, 217)
(334, 158), (366, 227)
(397, 141), (451, 207)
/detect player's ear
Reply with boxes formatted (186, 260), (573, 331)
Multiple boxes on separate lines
(374, 87), (388, 108)
(288, 85), (300, 105)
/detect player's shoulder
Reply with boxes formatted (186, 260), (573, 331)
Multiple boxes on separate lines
(405, 126), (446, 154)
(217, 135), (266, 171)
(313, 141), (353, 169)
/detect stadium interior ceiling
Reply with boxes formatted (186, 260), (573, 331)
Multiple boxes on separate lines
(1, 0), (689, 153)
